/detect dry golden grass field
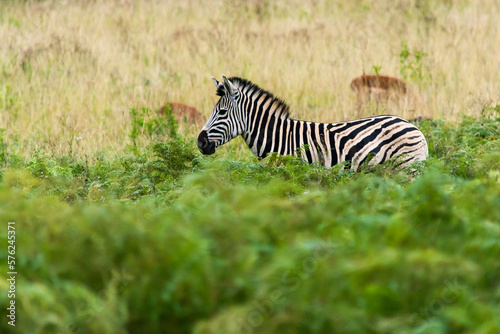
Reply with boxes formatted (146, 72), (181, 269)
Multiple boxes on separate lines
(0, 0), (499, 158)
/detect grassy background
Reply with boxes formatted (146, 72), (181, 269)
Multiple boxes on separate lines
(1, 1), (500, 333)
(1, 0), (499, 158)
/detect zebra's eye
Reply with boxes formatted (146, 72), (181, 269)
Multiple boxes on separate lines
(219, 108), (228, 115)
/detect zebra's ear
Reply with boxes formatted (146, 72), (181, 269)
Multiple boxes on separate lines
(213, 76), (225, 96)
(212, 76), (220, 89)
(222, 74), (237, 97)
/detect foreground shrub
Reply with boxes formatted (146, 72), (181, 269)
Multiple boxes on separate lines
(1, 167), (500, 333)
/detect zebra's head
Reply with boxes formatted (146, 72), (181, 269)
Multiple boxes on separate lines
(197, 75), (246, 155)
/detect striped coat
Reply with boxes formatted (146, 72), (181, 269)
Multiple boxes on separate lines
(198, 76), (428, 170)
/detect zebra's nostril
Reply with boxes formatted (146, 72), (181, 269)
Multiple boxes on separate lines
(197, 130), (208, 149)
(197, 130), (215, 155)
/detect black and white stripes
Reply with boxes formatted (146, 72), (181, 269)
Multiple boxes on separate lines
(197, 75), (428, 169)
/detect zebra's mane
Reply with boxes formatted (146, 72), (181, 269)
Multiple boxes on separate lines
(221, 77), (291, 119)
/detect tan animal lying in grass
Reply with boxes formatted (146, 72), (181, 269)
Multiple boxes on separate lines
(350, 74), (428, 123)
(351, 74), (408, 107)
(158, 102), (205, 129)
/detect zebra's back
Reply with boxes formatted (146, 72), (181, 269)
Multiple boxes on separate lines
(317, 115), (428, 169)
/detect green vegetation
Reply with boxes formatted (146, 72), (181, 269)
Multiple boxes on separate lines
(372, 65), (382, 76)
(399, 43), (430, 84)
(1, 112), (500, 333)
(1, 0), (499, 333)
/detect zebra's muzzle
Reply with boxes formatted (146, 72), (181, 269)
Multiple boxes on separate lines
(197, 130), (216, 155)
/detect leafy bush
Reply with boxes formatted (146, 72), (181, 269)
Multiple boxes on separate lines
(1, 165), (500, 333)
(129, 106), (179, 152)
(399, 42), (430, 83)
(1, 116), (500, 333)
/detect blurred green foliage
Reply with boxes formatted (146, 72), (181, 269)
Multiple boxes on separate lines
(399, 43), (430, 83)
(1, 114), (500, 333)
(129, 106), (179, 152)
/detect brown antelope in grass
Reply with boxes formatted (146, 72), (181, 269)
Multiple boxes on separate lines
(351, 74), (408, 107)
(350, 74), (427, 122)
(158, 102), (205, 129)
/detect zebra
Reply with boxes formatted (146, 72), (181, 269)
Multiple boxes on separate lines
(197, 75), (428, 170)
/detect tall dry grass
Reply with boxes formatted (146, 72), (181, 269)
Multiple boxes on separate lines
(0, 0), (499, 158)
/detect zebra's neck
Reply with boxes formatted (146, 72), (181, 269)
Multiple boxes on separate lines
(242, 115), (340, 167)
(242, 118), (307, 159)
(238, 89), (292, 158)
(234, 80), (332, 163)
